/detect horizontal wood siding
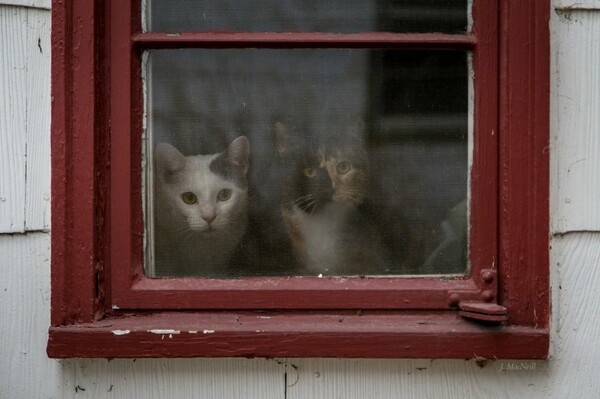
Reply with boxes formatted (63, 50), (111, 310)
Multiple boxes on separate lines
(555, 0), (600, 10)
(0, 6), (27, 232)
(0, 234), (59, 399)
(0, 5), (50, 233)
(552, 10), (600, 233)
(0, 0), (50, 9)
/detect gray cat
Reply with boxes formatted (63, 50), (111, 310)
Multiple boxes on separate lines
(152, 136), (250, 277)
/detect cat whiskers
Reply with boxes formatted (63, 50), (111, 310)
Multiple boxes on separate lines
(290, 194), (317, 209)
(300, 199), (318, 213)
(289, 194), (321, 213)
(171, 225), (193, 236)
(289, 194), (314, 206)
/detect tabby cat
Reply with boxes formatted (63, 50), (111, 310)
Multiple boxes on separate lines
(274, 123), (390, 276)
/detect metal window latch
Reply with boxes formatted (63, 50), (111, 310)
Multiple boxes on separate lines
(449, 269), (508, 323)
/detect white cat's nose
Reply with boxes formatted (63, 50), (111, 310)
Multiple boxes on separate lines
(201, 212), (216, 225)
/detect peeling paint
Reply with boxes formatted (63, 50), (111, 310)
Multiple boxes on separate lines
(111, 330), (131, 336)
(112, 305), (120, 310)
(147, 329), (180, 335)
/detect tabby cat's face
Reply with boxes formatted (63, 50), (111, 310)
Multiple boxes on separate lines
(275, 124), (369, 212)
(324, 149), (369, 205)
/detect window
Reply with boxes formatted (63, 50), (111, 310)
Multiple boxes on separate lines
(48, 0), (550, 359)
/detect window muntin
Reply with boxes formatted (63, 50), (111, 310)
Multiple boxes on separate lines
(145, 0), (469, 34)
(143, 48), (469, 278)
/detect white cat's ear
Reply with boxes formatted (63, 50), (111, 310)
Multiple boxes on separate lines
(155, 143), (187, 179)
(275, 122), (293, 156)
(225, 136), (250, 176)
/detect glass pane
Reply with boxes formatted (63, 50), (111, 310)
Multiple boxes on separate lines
(146, 0), (468, 34)
(143, 49), (469, 278)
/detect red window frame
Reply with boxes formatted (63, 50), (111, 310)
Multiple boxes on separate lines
(48, 0), (550, 358)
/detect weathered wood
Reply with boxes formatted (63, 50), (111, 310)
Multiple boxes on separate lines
(552, 11), (600, 233)
(498, 0), (550, 327)
(25, 7), (51, 230)
(50, 0), (99, 325)
(0, 6), (50, 233)
(551, 233), (600, 397)
(0, 6), (27, 233)
(47, 311), (549, 359)
(62, 358), (285, 399)
(0, 234), (60, 399)
(0, 0), (50, 10)
(132, 32), (477, 49)
(555, 0), (600, 10)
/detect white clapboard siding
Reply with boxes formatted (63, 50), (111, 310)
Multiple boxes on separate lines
(0, 0), (50, 9)
(0, 233), (60, 399)
(552, 10), (600, 233)
(548, 233), (600, 397)
(286, 358), (551, 398)
(0, 5), (50, 232)
(0, 6), (27, 232)
(24, 7), (51, 230)
(555, 0), (600, 10)
(60, 358), (285, 399)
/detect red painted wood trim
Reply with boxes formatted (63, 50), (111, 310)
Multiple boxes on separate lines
(110, 0), (498, 311)
(51, 0), (99, 325)
(110, 0), (140, 310)
(49, 0), (550, 358)
(116, 277), (480, 310)
(47, 311), (549, 359)
(469, 0), (499, 294)
(498, 1), (550, 327)
(132, 32), (477, 49)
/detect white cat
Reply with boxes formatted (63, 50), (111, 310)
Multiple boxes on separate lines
(153, 136), (250, 277)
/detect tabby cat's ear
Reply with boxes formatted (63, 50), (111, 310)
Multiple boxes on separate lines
(274, 122), (294, 156)
(155, 143), (187, 179)
(225, 136), (250, 176)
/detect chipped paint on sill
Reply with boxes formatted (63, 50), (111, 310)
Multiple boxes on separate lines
(111, 330), (131, 336)
(147, 329), (181, 335)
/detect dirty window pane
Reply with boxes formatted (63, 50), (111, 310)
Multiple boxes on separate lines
(146, 0), (468, 34)
(143, 49), (469, 278)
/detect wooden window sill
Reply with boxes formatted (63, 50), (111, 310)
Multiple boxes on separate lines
(47, 311), (549, 359)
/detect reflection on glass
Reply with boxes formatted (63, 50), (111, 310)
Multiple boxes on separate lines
(144, 49), (469, 278)
(147, 0), (468, 34)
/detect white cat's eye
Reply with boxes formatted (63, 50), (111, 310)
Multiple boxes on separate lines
(303, 167), (317, 178)
(336, 161), (351, 174)
(181, 192), (198, 204)
(217, 188), (232, 202)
